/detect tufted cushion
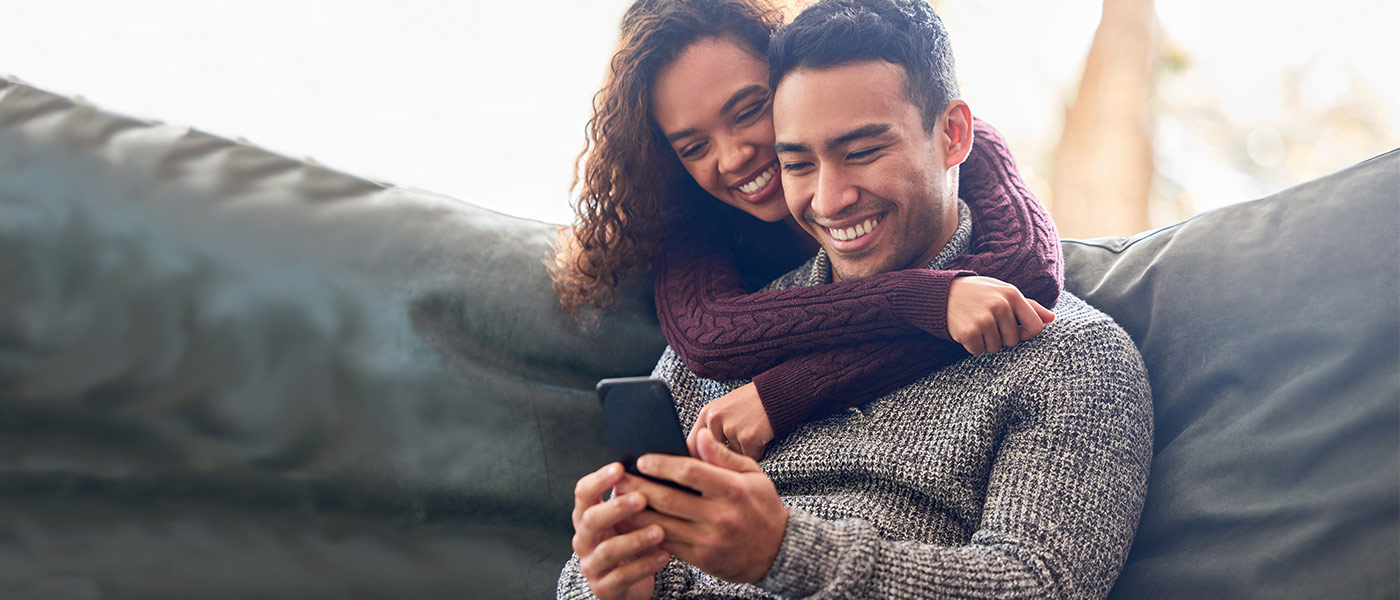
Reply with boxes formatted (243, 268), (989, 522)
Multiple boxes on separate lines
(1063, 150), (1400, 598)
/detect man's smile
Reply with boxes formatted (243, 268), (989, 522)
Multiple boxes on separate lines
(812, 211), (887, 254)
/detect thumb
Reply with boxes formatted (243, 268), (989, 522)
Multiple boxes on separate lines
(1030, 299), (1056, 323)
(697, 428), (760, 473)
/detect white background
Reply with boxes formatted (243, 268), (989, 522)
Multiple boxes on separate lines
(2, 0), (1395, 225)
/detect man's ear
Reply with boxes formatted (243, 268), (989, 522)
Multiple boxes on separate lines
(940, 99), (973, 169)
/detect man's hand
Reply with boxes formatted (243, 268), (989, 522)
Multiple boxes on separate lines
(686, 382), (774, 460)
(619, 432), (789, 585)
(947, 276), (1055, 355)
(571, 463), (671, 600)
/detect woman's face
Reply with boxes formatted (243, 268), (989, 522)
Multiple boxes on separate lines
(651, 36), (789, 223)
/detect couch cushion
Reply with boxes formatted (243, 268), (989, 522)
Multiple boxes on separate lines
(1063, 149), (1399, 598)
(0, 76), (664, 598)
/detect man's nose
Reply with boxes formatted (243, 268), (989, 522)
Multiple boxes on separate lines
(810, 165), (858, 219)
(717, 137), (756, 175)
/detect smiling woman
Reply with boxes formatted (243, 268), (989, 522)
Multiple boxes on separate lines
(651, 37), (789, 223)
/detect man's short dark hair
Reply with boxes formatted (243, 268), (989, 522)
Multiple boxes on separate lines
(768, 0), (959, 131)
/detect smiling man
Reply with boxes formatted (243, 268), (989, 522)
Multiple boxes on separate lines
(559, 1), (1153, 598)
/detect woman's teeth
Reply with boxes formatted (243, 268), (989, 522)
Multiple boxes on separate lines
(739, 164), (777, 195)
(830, 217), (880, 242)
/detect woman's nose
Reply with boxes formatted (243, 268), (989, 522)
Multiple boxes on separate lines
(717, 138), (756, 175)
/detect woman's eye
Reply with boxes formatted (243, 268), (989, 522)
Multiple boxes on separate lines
(679, 142), (707, 159)
(736, 99), (769, 123)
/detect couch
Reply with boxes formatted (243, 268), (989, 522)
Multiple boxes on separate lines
(1, 76), (1396, 599)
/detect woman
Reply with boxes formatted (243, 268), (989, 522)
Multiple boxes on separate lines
(556, 1), (1063, 597)
(552, 0), (1061, 458)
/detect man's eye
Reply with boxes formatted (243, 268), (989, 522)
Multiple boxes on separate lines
(849, 147), (881, 161)
(781, 161), (812, 173)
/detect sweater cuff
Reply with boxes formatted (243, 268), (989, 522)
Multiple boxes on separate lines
(754, 507), (860, 598)
(889, 269), (974, 341)
(753, 366), (818, 439)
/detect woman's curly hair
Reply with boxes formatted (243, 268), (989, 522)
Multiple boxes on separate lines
(548, 0), (786, 313)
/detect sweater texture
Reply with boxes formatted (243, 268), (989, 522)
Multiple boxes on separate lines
(561, 207), (1152, 599)
(653, 118), (1064, 437)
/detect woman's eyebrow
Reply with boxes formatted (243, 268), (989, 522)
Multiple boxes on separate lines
(720, 84), (767, 115)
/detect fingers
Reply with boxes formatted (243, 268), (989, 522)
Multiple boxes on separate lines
(1030, 299), (1056, 324)
(615, 473), (706, 519)
(574, 491), (648, 554)
(993, 301), (1019, 353)
(686, 412), (703, 457)
(584, 524), (664, 577)
(687, 404), (727, 456)
(589, 549), (669, 600)
(580, 523), (670, 600)
(1011, 295), (1046, 340)
(574, 463), (626, 526)
(697, 428), (763, 472)
(634, 452), (733, 497)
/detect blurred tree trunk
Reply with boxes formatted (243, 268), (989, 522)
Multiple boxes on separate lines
(1051, 0), (1159, 239)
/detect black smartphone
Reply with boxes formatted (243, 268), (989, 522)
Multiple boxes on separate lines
(596, 376), (698, 494)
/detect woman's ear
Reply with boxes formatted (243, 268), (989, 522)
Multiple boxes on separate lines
(940, 99), (974, 169)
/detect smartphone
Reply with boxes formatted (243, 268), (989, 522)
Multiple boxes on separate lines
(596, 376), (698, 494)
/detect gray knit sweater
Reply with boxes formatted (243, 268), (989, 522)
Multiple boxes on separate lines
(560, 203), (1154, 599)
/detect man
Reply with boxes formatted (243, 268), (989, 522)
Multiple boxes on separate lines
(561, 1), (1153, 598)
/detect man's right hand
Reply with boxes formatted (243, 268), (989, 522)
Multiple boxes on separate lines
(947, 276), (1055, 355)
(572, 462), (671, 600)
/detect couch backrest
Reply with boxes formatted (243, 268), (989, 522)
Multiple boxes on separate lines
(1064, 149), (1399, 598)
(2, 76), (1396, 599)
(0, 76), (661, 599)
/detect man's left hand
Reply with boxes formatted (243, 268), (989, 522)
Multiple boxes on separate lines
(618, 431), (789, 584)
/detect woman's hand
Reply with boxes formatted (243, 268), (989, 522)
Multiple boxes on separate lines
(947, 276), (1056, 355)
(686, 383), (774, 461)
(571, 463), (669, 600)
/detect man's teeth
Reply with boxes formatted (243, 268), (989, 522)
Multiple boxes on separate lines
(739, 165), (777, 195)
(830, 217), (880, 242)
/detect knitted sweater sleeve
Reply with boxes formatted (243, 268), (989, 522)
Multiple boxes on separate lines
(755, 321), (1154, 599)
(656, 118), (1061, 382)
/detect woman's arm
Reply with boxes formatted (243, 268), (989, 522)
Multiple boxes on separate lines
(948, 118), (1063, 307)
(655, 235), (968, 381)
(655, 118), (1062, 382)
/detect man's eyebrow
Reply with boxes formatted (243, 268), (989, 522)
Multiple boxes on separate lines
(827, 123), (892, 149)
(774, 141), (809, 154)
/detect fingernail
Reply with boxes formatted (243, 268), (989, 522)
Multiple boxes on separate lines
(636, 456), (650, 471)
(646, 526), (663, 543)
(626, 493), (643, 509)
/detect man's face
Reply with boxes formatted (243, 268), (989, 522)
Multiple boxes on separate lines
(773, 60), (967, 281)
(651, 36), (789, 223)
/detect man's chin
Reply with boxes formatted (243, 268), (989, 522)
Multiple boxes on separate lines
(829, 256), (892, 282)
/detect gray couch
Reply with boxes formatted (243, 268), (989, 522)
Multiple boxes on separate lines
(1, 77), (1396, 599)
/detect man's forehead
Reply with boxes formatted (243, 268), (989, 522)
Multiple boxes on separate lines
(772, 61), (918, 147)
